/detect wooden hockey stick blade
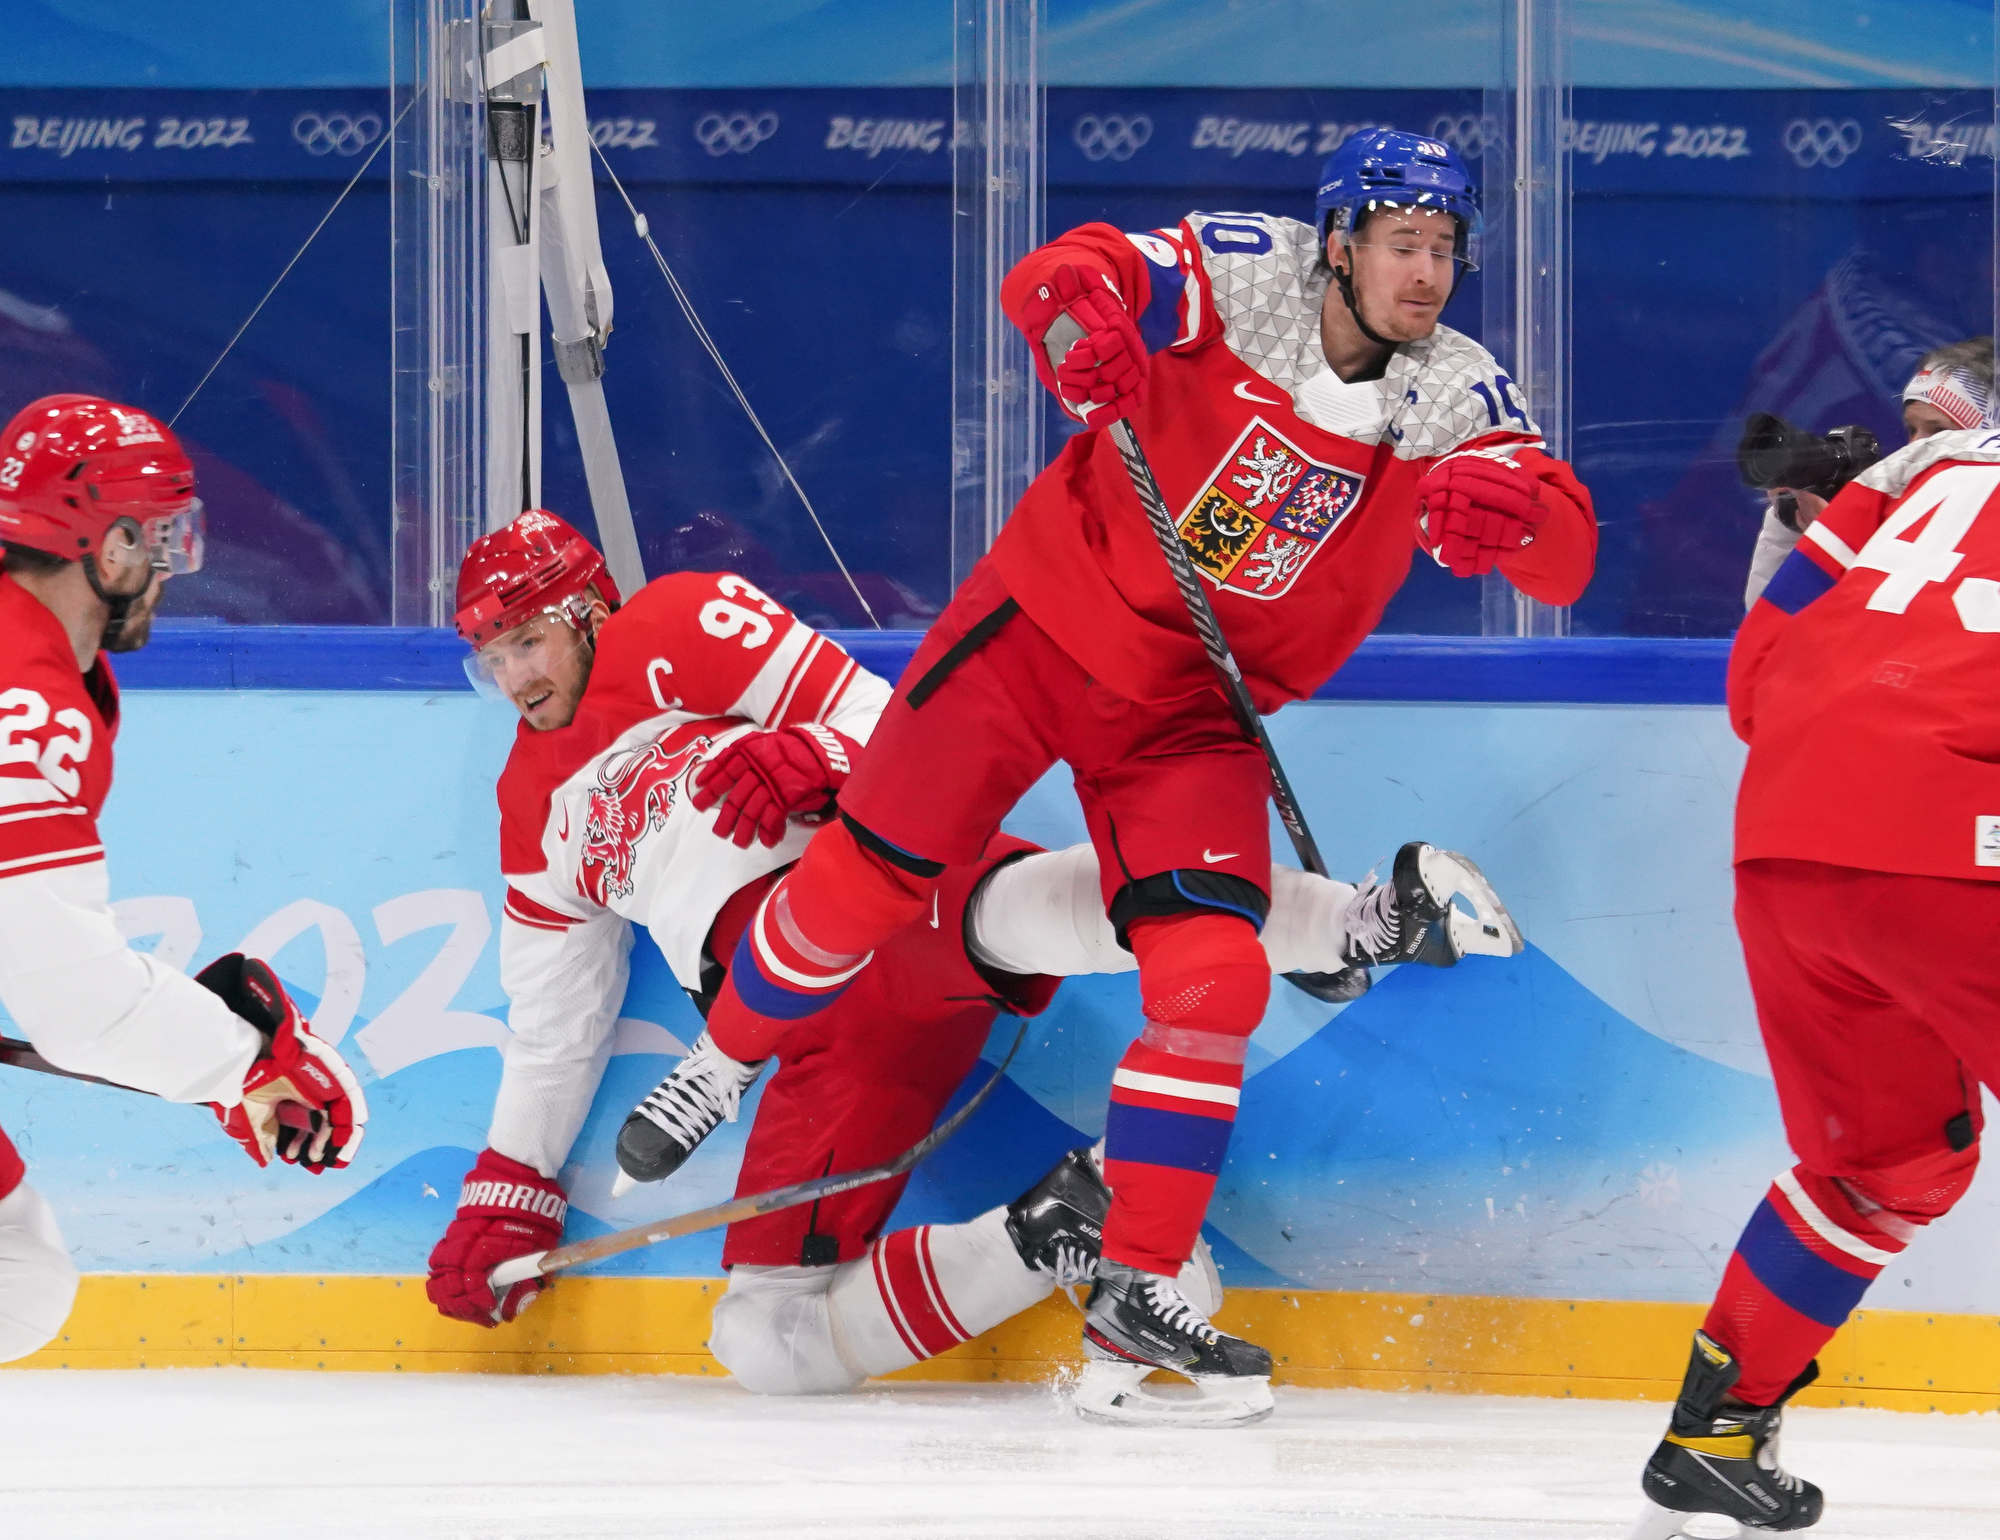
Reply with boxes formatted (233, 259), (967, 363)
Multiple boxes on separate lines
(489, 1021), (1028, 1291)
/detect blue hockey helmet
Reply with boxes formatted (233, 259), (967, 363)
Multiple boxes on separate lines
(1313, 129), (1481, 271)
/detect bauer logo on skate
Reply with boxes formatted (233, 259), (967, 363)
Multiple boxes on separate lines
(577, 732), (714, 907)
(1176, 420), (1362, 599)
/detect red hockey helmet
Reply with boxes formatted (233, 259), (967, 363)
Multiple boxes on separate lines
(0, 394), (205, 573)
(454, 509), (621, 649)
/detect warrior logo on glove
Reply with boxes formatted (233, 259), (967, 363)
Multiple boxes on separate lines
(1176, 420), (1366, 599)
(578, 731), (713, 906)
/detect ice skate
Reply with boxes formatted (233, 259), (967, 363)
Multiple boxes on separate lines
(1074, 1258), (1273, 1427)
(1627, 1332), (1823, 1538)
(613, 1031), (765, 1191)
(1006, 1147), (1223, 1313)
(1005, 1146), (1112, 1287)
(1343, 841), (1524, 968)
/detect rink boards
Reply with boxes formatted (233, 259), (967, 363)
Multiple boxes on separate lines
(3, 647), (1998, 1406)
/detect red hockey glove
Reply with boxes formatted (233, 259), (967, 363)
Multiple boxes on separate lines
(1415, 450), (1549, 579)
(426, 1149), (567, 1326)
(1017, 264), (1149, 425)
(690, 724), (860, 849)
(196, 953), (367, 1173)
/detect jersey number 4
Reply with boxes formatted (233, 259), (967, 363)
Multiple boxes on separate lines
(1850, 463), (2000, 631)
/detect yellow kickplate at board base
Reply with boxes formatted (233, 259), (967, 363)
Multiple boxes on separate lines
(14, 1277), (2000, 1412)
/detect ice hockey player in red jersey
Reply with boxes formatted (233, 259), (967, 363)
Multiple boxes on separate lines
(635, 130), (1594, 1421)
(428, 512), (1518, 1408)
(1628, 427), (2000, 1537)
(0, 394), (368, 1362)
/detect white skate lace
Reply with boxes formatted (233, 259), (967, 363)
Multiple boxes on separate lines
(1048, 1242), (1097, 1288)
(1343, 881), (1400, 963)
(1145, 1278), (1221, 1345)
(1757, 1425), (1802, 1492)
(634, 1037), (754, 1148)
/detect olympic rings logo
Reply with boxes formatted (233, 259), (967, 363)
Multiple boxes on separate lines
(1428, 113), (1503, 159)
(1072, 114), (1153, 163)
(694, 112), (779, 156)
(292, 112), (383, 157)
(1783, 118), (1862, 169)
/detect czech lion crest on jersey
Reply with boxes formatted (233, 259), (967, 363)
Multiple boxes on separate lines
(1177, 419), (1364, 599)
(577, 731), (713, 906)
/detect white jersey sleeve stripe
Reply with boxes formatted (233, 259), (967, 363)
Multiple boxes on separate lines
(725, 620), (813, 727)
(0, 777), (65, 811)
(0, 805), (90, 828)
(810, 656), (858, 723)
(770, 634), (823, 726)
(0, 843), (104, 875)
(1803, 518), (1860, 570)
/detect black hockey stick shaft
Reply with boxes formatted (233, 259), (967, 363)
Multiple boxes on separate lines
(489, 1021), (1027, 1288)
(1107, 419), (1329, 879)
(0, 1035), (153, 1095)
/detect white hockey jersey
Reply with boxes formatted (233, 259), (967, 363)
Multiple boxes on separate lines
(484, 572), (888, 1176)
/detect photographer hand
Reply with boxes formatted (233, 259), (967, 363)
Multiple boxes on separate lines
(1774, 489), (1826, 535)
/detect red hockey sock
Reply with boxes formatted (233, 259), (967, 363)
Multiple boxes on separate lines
(705, 822), (935, 1062)
(1702, 1165), (1922, 1404)
(1099, 915), (1268, 1275)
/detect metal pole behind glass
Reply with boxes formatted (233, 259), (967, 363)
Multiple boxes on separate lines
(390, 0), (485, 626)
(1481, 0), (1571, 638)
(951, 0), (1045, 590)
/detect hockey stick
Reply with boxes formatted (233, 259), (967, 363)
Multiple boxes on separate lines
(0, 1035), (146, 1094)
(1102, 419), (1366, 1003)
(488, 1021), (1027, 1290)
(0, 1034), (325, 1134)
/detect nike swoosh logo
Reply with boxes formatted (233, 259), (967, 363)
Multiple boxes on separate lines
(1202, 848), (1239, 864)
(1233, 380), (1284, 405)
(929, 891), (941, 928)
(557, 806), (570, 840)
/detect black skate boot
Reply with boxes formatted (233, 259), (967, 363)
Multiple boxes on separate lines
(1628, 1331), (1824, 1538)
(614, 1030), (766, 1190)
(1005, 1146), (1110, 1287)
(1074, 1258), (1273, 1427)
(1342, 841), (1524, 968)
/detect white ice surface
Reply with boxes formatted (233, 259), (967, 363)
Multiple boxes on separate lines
(0, 1372), (1993, 1539)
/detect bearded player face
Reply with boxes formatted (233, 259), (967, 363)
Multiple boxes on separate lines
(1334, 206), (1459, 343)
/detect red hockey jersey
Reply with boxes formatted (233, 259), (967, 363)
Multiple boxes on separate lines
(1730, 429), (2000, 880)
(0, 574), (118, 883)
(992, 213), (1597, 709)
(0, 575), (260, 1106)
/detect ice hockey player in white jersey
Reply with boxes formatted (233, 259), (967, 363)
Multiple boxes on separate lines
(426, 511), (1522, 1418)
(0, 395), (367, 1363)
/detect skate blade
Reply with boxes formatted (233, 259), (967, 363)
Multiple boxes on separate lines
(609, 1168), (640, 1199)
(1625, 1497), (1746, 1540)
(1429, 847), (1526, 958)
(1071, 1359), (1274, 1428)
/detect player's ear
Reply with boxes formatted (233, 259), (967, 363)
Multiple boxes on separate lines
(94, 521), (147, 587)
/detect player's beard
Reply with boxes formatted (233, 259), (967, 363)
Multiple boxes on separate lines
(102, 574), (163, 653)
